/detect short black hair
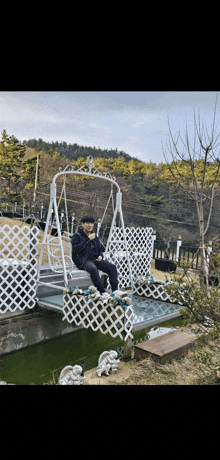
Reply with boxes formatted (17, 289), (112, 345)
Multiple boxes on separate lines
(80, 214), (95, 223)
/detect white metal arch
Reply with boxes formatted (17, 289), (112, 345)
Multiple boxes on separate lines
(36, 156), (134, 291)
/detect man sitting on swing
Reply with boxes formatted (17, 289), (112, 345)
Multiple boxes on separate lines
(71, 215), (118, 294)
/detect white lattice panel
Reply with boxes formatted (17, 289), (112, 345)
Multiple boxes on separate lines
(0, 225), (39, 313)
(133, 281), (183, 305)
(106, 227), (153, 289)
(62, 293), (133, 340)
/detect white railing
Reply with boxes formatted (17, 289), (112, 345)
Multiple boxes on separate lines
(62, 291), (133, 340)
(0, 224), (39, 313)
(106, 226), (153, 289)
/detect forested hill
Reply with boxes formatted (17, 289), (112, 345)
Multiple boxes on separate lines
(21, 140), (220, 246)
(23, 138), (135, 162)
(0, 132), (219, 246)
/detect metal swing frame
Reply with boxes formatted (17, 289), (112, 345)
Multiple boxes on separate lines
(36, 156), (134, 292)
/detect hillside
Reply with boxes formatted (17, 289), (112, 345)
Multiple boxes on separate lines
(23, 138), (135, 162)
(30, 152), (220, 246)
(1, 136), (220, 246)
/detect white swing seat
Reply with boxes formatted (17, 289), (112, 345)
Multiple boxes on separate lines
(47, 236), (92, 281)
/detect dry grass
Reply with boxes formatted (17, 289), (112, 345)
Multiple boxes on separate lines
(113, 338), (220, 385)
(150, 260), (199, 284)
(0, 216), (73, 266)
(0, 216), (49, 264)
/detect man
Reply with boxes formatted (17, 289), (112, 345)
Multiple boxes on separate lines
(71, 214), (118, 294)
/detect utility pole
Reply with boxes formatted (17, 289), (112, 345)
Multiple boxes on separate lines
(33, 154), (39, 203)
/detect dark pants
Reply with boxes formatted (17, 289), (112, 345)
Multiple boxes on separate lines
(82, 259), (118, 293)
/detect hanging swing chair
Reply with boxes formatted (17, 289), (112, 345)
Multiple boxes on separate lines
(36, 156), (134, 292)
(47, 235), (74, 276)
(46, 172), (77, 279)
(46, 165), (115, 280)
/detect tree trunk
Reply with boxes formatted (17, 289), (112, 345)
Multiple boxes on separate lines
(198, 206), (207, 288)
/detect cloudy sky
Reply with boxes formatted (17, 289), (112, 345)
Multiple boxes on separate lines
(0, 91), (219, 163)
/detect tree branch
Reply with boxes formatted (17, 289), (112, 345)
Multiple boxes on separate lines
(204, 185), (215, 235)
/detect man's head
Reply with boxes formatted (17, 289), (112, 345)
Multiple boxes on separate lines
(81, 215), (95, 224)
(81, 215), (95, 234)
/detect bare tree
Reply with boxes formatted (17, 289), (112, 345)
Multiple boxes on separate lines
(162, 96), (220, 286)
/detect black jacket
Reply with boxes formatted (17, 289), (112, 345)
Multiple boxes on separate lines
(71, 227), (105, 269)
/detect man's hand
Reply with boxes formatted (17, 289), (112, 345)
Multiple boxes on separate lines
(88, 233), (96, 240)
(96, 256), (102, 261)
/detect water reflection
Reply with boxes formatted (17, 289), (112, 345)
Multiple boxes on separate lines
(147, 326), (178, 340)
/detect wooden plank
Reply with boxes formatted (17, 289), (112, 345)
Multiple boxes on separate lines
(134, 328), (197, 364)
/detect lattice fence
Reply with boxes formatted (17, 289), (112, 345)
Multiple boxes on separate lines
(133, 280), (183, 305)
(106, 227), (153, 289)
(133, 281), (172, 302)
(0, 224), (39, 313)
(62, 293), (134, 340)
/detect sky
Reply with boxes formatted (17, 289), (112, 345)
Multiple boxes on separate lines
(0, 91), (219, 164)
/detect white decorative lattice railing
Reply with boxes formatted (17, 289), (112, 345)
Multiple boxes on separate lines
(61, 226), (152, 338)
(133, 275), (183, 305)
(62, 292), (134, 340)
(133, 280), (172, 302)
(106, 227), (153, 289)
(0, 224), (39, 313)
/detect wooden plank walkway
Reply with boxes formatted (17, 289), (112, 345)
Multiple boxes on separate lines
(134, 328), (197, 364)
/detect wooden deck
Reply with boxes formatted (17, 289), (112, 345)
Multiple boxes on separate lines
(134, 327), (197, 364)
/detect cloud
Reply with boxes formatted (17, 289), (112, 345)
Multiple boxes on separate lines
(0, 93), (60, 126)
(1, 91), (219, 164)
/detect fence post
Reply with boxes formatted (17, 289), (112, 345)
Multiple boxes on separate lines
(151, 230), (156, 261)
(29, 226), (38, 268)
(71, 215), (75, 234)
(123, 336), (132, 360)
(207, 241), (212, 263)
(205, 240), (212, 274)
(176, 235), (182, 263)
(97, 218), (101, 237)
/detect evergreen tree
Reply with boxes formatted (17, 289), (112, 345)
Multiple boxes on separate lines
(0, 129), (26, 201)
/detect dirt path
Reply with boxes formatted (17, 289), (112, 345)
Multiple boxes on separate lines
(150, 260), (177, 282)
(150, 260), (199, 284)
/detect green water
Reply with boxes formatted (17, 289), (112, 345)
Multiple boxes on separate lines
(0, 316), (183, 385)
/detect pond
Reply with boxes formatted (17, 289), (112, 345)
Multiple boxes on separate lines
(0, 315), (183, 385)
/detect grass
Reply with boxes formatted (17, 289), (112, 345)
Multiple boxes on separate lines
(110, 337), (220, 385)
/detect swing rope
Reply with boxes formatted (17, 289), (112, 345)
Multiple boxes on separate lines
(97, 184), (115, 238)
